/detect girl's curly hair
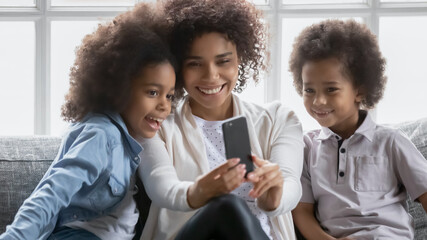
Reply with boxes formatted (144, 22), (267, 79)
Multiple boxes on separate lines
(289, 19), (387, 109)
(162, 0), (269, 99)
(61, 2), (177, 122)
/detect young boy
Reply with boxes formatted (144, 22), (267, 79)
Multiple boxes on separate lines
(289, 19), (427, 239)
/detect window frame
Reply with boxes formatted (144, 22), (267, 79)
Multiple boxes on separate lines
(1, 0), (427, 135)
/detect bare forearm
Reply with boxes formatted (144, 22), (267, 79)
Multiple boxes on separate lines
(187, 181), (211, 209)
(292, 203), (335, 240)
(418, 192), (427, 213)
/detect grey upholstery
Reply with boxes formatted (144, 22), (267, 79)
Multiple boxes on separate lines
(0, 136), (61, 233)
(397, 118), (427, 239)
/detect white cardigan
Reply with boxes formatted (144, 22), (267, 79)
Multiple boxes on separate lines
(138, 94), (303, 240)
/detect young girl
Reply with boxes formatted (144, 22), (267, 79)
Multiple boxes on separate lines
(138, 0), (304, 239)
(0, 3), (177, 240)
(289, 19), (427, 239)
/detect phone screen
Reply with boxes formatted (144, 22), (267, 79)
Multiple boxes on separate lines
(222, 116), (254, 175)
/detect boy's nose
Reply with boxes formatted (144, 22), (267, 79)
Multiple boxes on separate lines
(313, 94), (327, 106)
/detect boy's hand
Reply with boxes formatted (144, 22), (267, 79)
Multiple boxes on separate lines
(418, 192), (427, 213)
(187, 158), (246, 209)
(246, 155), (283, 211)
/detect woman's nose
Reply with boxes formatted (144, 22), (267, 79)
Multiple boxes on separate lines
(203, 63), (219, 80)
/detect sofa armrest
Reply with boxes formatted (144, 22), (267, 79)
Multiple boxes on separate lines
(0, 136), (61, 233)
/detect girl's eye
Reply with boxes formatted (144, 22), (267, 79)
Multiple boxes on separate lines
(166, 94), (175, 102)
(148, 90), (159, 96)
(327, 87), (338, 92)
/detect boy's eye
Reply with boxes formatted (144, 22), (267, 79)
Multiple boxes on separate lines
(304, 88), (314, 93)
(148, 90), (159, 96)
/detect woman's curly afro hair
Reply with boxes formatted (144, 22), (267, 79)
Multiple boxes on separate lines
(61, 2), (177, 122)
(163, 0), (269, 98)
(289, 19), (387, 109)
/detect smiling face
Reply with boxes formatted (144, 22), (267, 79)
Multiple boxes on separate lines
(182, 32), (239, 120)
(302, 57), (363, 138)
(121, 62), (175, 139)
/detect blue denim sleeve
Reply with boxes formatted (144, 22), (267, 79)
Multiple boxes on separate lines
(0, 126), (110, 240)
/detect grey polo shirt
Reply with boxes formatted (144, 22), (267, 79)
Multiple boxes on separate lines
(300, 113), (427, 239)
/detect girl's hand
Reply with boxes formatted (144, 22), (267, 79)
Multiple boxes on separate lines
(246, 155), (283, 211)
(187, 158), (246, 209)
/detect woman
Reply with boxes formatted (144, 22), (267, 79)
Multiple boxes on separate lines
(138, 0), (304, 239)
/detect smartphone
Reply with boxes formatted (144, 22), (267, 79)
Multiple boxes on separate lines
(222, 116), (254, 175)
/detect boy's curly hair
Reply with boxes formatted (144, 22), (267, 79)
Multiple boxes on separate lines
(61, 2), (177, 122)
(289, 19), (387, 109)
(163, 0), (269, 98)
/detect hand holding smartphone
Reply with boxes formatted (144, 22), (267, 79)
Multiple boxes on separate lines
(222, 116), (254, 176)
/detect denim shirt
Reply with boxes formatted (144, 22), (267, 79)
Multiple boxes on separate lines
(0, 112), (143, 240)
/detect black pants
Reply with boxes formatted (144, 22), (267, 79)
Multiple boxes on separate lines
(175, 194), (270, 240)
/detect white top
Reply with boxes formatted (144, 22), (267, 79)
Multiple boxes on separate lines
(65, 175), (139, 240)
(301, 112), (427, 239)
(138, 94), (304, 240)
(193, 115), (273, 239)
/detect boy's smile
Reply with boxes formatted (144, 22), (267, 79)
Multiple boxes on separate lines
(302, 57), (363, 139)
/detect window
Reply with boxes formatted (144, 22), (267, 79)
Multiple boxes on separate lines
(1, 0), (426, 135)
(0, 22), (35, 135)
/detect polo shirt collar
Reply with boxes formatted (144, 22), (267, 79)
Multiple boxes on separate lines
(316, 110), (376, 142)
(353, 111), (376, 142)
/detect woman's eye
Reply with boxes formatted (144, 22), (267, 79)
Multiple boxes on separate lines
(218, 59), (230, 65)
(148, 90), (159, 96)
(187, 61), (201, 67)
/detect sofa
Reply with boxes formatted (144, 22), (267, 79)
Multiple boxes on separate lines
(1, 118), (427, 239)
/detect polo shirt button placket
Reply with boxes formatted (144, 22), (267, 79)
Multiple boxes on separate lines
(337, 145), (347, 184)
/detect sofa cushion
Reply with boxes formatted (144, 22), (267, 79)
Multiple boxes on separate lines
(0, 136), (61, 233)
(396, 118), (427, 240)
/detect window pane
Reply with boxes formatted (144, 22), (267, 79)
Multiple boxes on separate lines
(377, 16), (427, 124)
(283, 0), (366, 4)
(0, 22), (35, 135)
(250, 0), (269, 5)
(238, 74), (265, 106)
(0, 0), (35, 7)
(381, 0), (427, 2)
(51, 0), (135, 7)
(281, 17), (363, 131)
(50, 21), (102, 136)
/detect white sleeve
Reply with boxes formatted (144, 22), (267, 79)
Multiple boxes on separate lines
(138, 134), (193, 212)
(263, 106), (304, 216)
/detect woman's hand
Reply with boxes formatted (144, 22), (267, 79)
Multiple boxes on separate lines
(247, 156), (283, 211)
(187, 158), (246, 209)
